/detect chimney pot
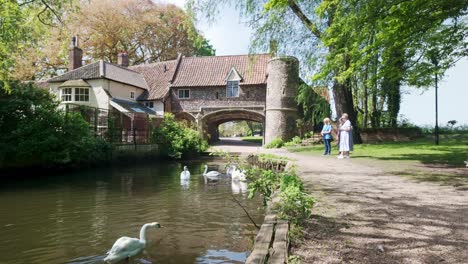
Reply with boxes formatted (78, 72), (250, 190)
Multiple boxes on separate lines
(118, 52), (129, 67)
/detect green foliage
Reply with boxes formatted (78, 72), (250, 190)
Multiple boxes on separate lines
(265, 137), (284, 148)
(257, 153), (291, 163)
(151, 113), (208, 158)
(275, 184), (315, 224)
(0, 0), (72, 86)
(247, 166), (315, 225)
(241, 136), (263, 144)
(284, 136), (302, 147)
(0, 81), (112, 168)
(296, 84), (331, 127)
(247, 168), (279, 205)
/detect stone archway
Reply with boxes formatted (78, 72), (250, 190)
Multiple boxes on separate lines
(200, 109), (265, 142)
(174, 112), (197, 128)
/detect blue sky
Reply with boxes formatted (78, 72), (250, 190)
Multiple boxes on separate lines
(165, 0), (467, 127)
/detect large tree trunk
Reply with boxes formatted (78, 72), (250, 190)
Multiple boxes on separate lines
(332, 78), (362, 143)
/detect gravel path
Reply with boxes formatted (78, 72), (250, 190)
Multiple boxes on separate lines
(211, 140), (468, 263)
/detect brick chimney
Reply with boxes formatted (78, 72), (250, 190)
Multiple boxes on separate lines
(117, 52), (129, 67)
(69, 36), (83, 71)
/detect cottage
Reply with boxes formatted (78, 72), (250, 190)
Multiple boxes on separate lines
(47, 38), (301, 144)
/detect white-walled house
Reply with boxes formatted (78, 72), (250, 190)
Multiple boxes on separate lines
(48, 60), (163, 116)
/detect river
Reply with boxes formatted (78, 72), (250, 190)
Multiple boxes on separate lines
(0, 161), (264, 264)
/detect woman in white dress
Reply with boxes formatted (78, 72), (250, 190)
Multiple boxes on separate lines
(338, 113), (352, 159)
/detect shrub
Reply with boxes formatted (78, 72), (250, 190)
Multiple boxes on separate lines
(0, 81), (112, 168)
(151, 113), (208, 158)
(247, 168), (279, 205)
(284, 136), (302, 147)
(265, 137), (284, 148)
(274, 184), (315, 224)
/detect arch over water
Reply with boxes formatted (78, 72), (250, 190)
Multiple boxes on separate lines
(201, 109), (265, 142)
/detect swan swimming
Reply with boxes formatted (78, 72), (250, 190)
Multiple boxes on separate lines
(104, 222), (161, 263)
(203, 165), (221, 180)
(180, 166), (190, 179)
(231, 165), (247, 182)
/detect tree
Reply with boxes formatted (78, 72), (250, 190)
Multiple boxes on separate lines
(0, 81), (111, 168)
(0, 0), (73, 86)
(63, 0), (214, 65)
(3, 0), (215, 81)
(190, 0), (467, 134)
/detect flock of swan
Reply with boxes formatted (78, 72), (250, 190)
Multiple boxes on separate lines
(104, 164), (247, 263)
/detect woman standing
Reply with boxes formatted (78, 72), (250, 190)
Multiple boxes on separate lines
(321, 117), (332, 155)
(338, 113), (352, 159)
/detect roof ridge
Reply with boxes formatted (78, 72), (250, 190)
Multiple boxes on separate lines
(128, 59), (178, 69)
(47, 61), (100, 82)
(183, 53), (270, 59)
(103, 61), (142, 74)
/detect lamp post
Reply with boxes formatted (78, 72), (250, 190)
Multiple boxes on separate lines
(431, 55), (439, 145)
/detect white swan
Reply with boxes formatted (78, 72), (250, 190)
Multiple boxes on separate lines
(226, 164), (236, 176)
(231, 166), (247, 182)
(104, 222), (161, 263)
(203, 165), (221, 180)
(180, 166), (190, 179)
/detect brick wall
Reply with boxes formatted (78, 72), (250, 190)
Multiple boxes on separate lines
(171, 84), (266, 114)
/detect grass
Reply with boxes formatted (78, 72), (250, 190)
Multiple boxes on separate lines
(241, 136), (263, 144)
(288, 135), (468, 167)
(288, 135), (468, 187)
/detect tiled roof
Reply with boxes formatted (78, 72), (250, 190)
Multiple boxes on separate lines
(171, 54), (270, 87)
(129, 60), (177, 100)
(48, 61), (148, 90)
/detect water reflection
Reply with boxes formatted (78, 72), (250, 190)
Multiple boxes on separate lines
(0, 161), (263, 264)
(231, 181), (248, 195)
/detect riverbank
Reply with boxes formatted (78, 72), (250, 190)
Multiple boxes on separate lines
(211, 140), (468, 263)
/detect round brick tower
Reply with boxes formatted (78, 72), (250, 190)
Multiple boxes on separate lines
(264, 56), (300, 145)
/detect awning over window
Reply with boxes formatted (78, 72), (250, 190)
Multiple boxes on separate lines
(59, 79), (91, 88)
(110, 98), (158, 117)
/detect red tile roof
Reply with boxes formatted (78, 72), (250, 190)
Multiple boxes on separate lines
(172, 54), (270, 87)
(130, 60), (177, 100)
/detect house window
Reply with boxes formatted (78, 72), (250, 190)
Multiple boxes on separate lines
(74, 88), (89, 102)
(178, 89), (190, 99)
(130, 92), (135, 99)
(145, 102), (154, 108)
(227, 81), (239, 97)
(61, 88), (72, 102)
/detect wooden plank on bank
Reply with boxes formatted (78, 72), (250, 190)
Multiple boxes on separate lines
(269, 222), (289, 264)
(246, 223), (275, 264)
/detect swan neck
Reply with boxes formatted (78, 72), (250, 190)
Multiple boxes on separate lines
(139, 224), (150, 244)
(203, 166), (207, 175)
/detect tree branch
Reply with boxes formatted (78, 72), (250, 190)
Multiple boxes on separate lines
(231, 195), (260, 230)
(287, 0), (322, 39)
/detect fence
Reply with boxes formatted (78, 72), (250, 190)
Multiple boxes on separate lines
(64, 103), (159, 145)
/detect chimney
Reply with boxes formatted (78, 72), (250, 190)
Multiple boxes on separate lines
(69, 36), (83, 71)
(117, 52), (129, 67)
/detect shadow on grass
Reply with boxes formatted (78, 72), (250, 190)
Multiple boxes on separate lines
(353, 147), (467, 167)
(388, 170), (468, 189)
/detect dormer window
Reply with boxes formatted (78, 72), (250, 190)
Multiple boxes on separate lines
(227, 81), (239, 97)
(225, 67), (242, 98)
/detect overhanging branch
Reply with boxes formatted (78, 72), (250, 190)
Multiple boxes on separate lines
(288, 0), (322, 39)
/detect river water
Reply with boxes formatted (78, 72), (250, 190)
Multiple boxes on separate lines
(0, 161), (264, 264)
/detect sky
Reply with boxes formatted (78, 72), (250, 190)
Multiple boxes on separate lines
(164, 0), (467, 127)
